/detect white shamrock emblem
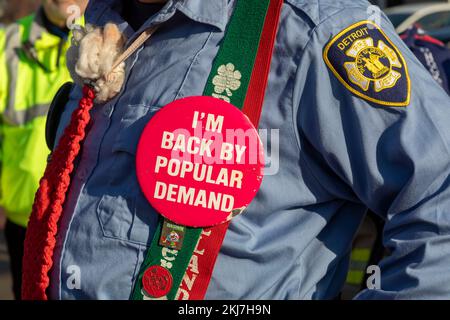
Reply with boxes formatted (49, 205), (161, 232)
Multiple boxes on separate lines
(212, 63), (242, 98)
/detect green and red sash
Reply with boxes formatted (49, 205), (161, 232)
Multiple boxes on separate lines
(132, 0), (283, 300)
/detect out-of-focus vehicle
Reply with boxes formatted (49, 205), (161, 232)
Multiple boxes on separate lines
(386, 3), (450, 34)
(428, 25), (450, 44)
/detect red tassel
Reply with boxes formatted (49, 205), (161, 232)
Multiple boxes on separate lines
(22, 85), (96, 300)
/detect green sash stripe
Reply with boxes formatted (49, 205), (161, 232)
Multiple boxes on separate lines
(132, 0), (271, 300)
(203, 0), (271, 107)
(131, 224), (202, 300)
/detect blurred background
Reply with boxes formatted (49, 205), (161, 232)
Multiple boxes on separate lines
(0, 0), (40, 24)
(0, 1), (42, 302)
(0, 0), (449, 300)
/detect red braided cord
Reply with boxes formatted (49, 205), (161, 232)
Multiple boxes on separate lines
(22, 85), (96, 300)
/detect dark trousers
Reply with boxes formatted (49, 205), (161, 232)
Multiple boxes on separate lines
(4, 219), (26, 300)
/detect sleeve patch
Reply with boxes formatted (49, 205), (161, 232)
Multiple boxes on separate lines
(323, 21), (411, 107)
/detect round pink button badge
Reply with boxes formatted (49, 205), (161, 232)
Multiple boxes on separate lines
(136, 96), (264, 227)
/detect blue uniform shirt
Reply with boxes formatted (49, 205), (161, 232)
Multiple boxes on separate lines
(49, 0), (450, 299)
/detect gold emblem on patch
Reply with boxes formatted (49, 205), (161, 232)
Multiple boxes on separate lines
(344, 37), (402, 92)
(323, 21), (411, 107)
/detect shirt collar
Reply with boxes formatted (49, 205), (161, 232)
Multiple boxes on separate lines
(28, 8), (49, 44)
(90, 0), (228, 32)
(175, 0), (228, 32)
(28, 8), (64, 49)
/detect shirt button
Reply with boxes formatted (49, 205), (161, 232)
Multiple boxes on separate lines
(142, 265), (173, 298)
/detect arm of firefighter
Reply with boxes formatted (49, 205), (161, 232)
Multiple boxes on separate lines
(296, 8), (450, 299)
(0, 27), (7, 199)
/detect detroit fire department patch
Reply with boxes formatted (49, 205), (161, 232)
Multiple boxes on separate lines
(324, 21), (411, 107)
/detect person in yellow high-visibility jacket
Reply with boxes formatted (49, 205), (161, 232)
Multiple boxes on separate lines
(0, 0), (87, 299)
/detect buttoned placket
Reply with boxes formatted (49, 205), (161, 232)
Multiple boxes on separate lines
(54, 0), (232, 299)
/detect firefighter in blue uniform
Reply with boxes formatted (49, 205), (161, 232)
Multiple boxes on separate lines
(344, 24), (450, 298)
(47, 0), (450, 299)
(401, 25), (450, 95)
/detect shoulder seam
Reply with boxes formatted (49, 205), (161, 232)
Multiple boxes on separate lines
(301, 6), (369, 52)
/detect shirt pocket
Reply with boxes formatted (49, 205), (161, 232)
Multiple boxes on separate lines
(96, 104), (161, 247)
